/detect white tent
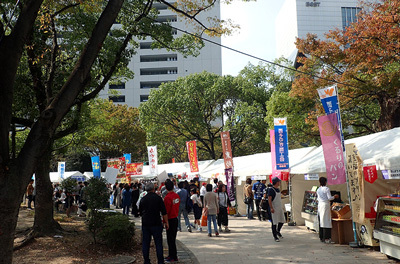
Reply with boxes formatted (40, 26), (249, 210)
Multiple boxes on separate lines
(290, 127), (400, 173)
(49, 171), (85, 183)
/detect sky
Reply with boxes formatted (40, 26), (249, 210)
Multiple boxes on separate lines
(220, 1), (285, 76)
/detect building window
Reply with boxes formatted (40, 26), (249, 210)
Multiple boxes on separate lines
(140, 42), (152, 49)
(109, 95), (125, 102)
(156, 15), (177, 23)
(140, 95), (149, 102)
(341, 7), (361, 30)
(140, 54), (177, 62)
(140, 68), (177, 75)
(109, 83), (125, 89)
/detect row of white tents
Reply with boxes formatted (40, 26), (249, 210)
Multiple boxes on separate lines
(51, 127), (400, 225)
(52, 127), (400, 183)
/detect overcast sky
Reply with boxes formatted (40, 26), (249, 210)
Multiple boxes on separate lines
(221, 1), (285, 76)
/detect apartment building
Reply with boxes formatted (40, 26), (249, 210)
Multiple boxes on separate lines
(102, 2), (222, 108)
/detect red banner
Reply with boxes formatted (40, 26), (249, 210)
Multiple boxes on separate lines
(186, 141), (199, 173)
(126, 162), (144, 176)
(221, 131), (233, 169)
(363, 165), (378, 184)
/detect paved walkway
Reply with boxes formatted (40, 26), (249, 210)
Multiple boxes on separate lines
(173, 216), (399, 264)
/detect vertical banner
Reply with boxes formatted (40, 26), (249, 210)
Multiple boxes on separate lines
(91, 156), (101, 178)
(317, 113), (346, 185)
(186, 140), (199, 173)
(270, 130), (289, 180)
(317, 85), (345, 149)
(225, 168), (235, 202)
(147, 146), (158, 175)
(123, 153), (131, 164)
(274, 118), (289, 170)
(58, 162), (66, 180)
(221, 131), (233, 169)
(363, 165), (378, 184)
(117, 157), (126, 179)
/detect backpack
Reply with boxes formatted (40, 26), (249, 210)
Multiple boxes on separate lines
(186, 194), (193, 213)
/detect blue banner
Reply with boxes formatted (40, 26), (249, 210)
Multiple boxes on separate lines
(317, 85), (345, 150)
(91, 156), (101, 178)
(123, 153), (131, 164)
(274, 118), (289, 170)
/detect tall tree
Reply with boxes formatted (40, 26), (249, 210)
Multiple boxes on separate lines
(82, 99), (147, 161)
(293, 0), (400, 135)
(0, 1), (235, 262)
(139, 71), (271, 162)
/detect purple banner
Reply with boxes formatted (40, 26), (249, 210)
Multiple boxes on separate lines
(225, 168), (235, 202)
(318, 113), (346, 185)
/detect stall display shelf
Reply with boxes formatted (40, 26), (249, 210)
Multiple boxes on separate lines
(373, 197), (400, 260)
(301, 191), (318, 231)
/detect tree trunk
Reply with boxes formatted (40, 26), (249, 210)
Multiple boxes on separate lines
(377, 96), (400, 131)
(0, 166), (27, 264)
(33, 150), (61, 236)
(0, 1), (123, 263)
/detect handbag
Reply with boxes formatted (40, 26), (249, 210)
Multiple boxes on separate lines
(243, 197), (250, 205)
(201, 209), (208, 227)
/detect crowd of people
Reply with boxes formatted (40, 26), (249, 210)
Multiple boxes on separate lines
(243, 176), (286, 242)
(133, 177), (232, 264)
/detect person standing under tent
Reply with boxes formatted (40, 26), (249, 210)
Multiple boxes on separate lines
(317, 177), (336, 244)
(268, 177), (285, 242)
(252, 179), (266, 221)
(243, 178), (254, 219)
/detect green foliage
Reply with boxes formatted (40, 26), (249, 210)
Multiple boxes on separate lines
(98, 214), (135, 249)
(140, 70), (275, 161)
(60, 178), (78, 193)
(85, 177), (109, 210)
(81, 99), (147, 161)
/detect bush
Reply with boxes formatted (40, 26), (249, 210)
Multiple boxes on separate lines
(98, 214), (135, 249)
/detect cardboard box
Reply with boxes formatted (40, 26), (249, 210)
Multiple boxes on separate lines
(331, 203), (351, 219)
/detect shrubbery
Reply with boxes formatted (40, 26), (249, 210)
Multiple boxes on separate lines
(98, 214), (135, 249)
(85, 178), (135, 248)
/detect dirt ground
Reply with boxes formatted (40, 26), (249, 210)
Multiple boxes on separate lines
(13, 205), (157, 264)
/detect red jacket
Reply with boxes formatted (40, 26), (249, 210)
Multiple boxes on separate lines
(164, 191), (180, 219)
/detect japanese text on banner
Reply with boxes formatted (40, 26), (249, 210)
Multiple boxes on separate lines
(186, 141), (199, 173)
(345, 143), (365, 224)
(221, 131), (233, 169)
(147, 146), (158, 175)
(273, 118), (289, 170)
(317, 113), (346, 185)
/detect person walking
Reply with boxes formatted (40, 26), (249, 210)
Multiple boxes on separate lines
(177, 182), (191, 232)
(131, 183), (140, 217)
(26, 179), (35, 209)
(252, 179), (266, 221)
(317, 176), (336, 244)
(217, 184), (231, 233)
(203, 183), (219, 237)
(122, 184), (132, 215)
(243, 178), (254, 219)
(139, 182), (169, 264)
(268, 177), (285, 242)
(163, 180), (180, 263)
(190, 188), (203, 231)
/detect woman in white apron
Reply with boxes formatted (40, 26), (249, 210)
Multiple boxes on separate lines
(268, 177), (285, 242)
(316, 177), (335, 243)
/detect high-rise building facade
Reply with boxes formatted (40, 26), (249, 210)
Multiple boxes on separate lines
(276, 0), (363, 59)
(102, 2), (222, 108)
